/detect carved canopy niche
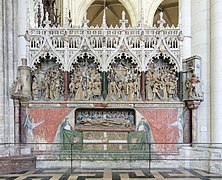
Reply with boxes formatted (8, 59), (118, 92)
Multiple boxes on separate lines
(69, 53), (102, 101)
(106, 53), (141, 101)
(145, 53), (179, 101)
(31, 53), (64, 101)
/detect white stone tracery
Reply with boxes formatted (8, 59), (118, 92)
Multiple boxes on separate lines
(28, 10), (181, 73)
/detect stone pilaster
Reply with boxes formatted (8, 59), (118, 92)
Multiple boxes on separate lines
(2, 0), (18, 144)
(14, 100), (20, 144)
(18, 0), (28, 66)
(191, 0), (210, 143)
(211, 0), (222, 143)
(179, 0), (192, 59)
(13, 99), (21, 155)
(0, 0), (4, 143)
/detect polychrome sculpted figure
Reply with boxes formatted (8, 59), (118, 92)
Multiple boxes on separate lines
(145, 77), (153, 100)
(75, 78), (83, 100)
(186, 73), (203, 100)
(13, 77), (23, 95)
(116, 81), (124, 100)
(43, 75), (50, 100)
(134, 78), (140, 100)
(86, 80), (93, 100)
(54, 79), (61, 100)
(49, 80), (55, 99)
(152, 82), (161, 100)
(167, 81), (176, 99)
(32, 76), (39, 100)
(126, 80), (134, 101)
(92, 75), (101, 97)
(160, 80), (168, 100)
(69, 78), (76, 100)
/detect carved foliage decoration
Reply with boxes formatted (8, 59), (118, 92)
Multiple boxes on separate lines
(107, 53), (141, 101)
(145, 53), (179, 101)
(69, 53), (102, 101)
(31, 54), (64, 101)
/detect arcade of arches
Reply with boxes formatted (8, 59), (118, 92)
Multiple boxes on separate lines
(0, 0), (222, 175)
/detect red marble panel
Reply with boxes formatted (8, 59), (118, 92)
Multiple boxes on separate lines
(138, 108), (179, 152)
(28, 108), (73, 143)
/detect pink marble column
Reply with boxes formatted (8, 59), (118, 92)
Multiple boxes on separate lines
(64, 71), (70, 101)
(141, 71), (145, 101)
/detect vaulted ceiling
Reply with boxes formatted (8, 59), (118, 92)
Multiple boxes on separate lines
(153, 0), (178, 27)
(86, 0), (131, 27)
(86, 0), (178, 27)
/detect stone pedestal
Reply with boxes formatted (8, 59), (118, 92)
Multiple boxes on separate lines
(179, 146), (210, 172)
(0, 155), (36, 174)
(209, 147), (222, 174)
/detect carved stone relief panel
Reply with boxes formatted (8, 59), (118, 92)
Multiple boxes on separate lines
(145, 54), (179, 101)
(75, 108), (136, 131)
(69, 53), (102, 101)
(31, 55), (64, 101)
(106, 53), (141, 101)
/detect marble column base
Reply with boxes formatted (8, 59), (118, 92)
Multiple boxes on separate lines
(179, 146), (222, 175)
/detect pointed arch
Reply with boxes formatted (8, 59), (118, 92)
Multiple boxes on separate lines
(106, 37), (142, 72)
(67, 38), (102, 72)
(75, 0), (137, 27)
(30, 39), (64, 70)
(145, 0), (164, 26)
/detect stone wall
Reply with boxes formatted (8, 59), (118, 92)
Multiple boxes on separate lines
(191, 0), (210, 143)
(0, 0), (5, 144)
(0, 155), (36, 174)
(0, 0), (18, 147)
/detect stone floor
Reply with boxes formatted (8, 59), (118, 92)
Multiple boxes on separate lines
(0, 168), (222, 180)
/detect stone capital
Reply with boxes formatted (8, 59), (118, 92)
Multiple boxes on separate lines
(186, 100), (201, 109)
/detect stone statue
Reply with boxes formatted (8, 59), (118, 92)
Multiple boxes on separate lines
(116, 81), (124, 100)
(152, 82), (161, 100)
(69, 78), (76, 100)
(134, 78), (140, 101)
(92, 77), (101, 98)
(32, 76), (39, 100)
(186, 73), (203, 101)
(43, 75), (50, 100)
(126, 80), (134, 101)
(160, 80), (168, 100)
(145, 76), (153, 101)
(54, 79), (61, 100)
(107, 72), (117, 100)
(75, 77), (83, 100)
(11, 77), (23, 95)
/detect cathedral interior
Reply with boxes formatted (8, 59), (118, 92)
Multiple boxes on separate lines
(0, 0), (222, 178)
